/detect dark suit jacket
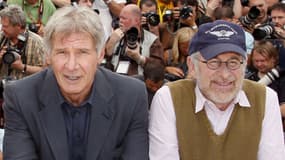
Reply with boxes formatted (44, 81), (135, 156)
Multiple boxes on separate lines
(3, 67), (149, 160)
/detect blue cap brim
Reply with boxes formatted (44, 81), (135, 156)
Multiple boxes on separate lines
(200, 43), (247, 60)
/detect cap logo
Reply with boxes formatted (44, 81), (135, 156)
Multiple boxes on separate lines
(205, 24), (238, 40)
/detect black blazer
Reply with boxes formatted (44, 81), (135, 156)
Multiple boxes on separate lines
(3, 67), (149, 160)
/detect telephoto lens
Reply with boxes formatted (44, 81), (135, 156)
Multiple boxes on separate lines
(252, 23), (274, 40)
(258, 67), (283, 85)
(125, 27), (138, 49)
(239, 6), (260, 27)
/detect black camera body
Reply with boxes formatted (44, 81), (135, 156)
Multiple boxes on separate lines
(180, 6), (192, 19)
(2, 47), (21, 65)
(125, 27), (139, 50)
(241, 0), (249, 6)
(252, 22), (275, 40)
(0, 1), (7, 10)
(163, 6), (192, 22)
(142, 12), (160, 26)
(28, 23), (40, 33)
(163, 9), (173, 22)
(2, 33), (27, 65)
(239, 6), (260, 28)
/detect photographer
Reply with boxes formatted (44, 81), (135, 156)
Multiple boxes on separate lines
(248, 0), (270, 25)
(247, 40), (285, 123)
(159, 0), (198, 51)
(105, 4), (163, 75)
(263, 2), (285, 69)
(92, 0), (126, 42)
(139, 0), (160, 37)
(0, 5), (45, 80)
(7, 0), (56, 36)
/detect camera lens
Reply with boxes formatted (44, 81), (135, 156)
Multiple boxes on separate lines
(239, 6), (260, 27)
(28, 23), (39, 33)
(180, 6), (192, 19)
(125, 27), (138, 49)
(147, 12), (160, 26)
(2, 49), (18, 65)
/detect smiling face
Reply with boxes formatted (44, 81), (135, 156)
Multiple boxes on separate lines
(189, 52), (246, 109)
(49, 32), (100, 106)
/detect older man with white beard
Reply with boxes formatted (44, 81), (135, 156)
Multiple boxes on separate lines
(149, 20), (285, 160)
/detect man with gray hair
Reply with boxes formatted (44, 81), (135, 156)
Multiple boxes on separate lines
(149, 20), (285, 160)
(3, 6), (149, 160)
(0, 4), (45, 80)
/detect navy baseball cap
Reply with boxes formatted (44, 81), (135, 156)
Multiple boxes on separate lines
(189, 20), (247, 60)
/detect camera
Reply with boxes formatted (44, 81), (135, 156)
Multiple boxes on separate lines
(180, 6), (192, 19)
(252, 22), (274, 40)
(258, 67), (284, 85)
(241, 0), (249, 6)
(142, 12), (160, 26)
(2, 33), (27, 65)
(163, 9), (173, 22)
(125, 27), (138, 49)
(239, 6), (260, 28)
(163, 6), (193, 22)
(28, 23), (40, 33)
(2, 48), (21, 65)
(0, 1), (7, 10)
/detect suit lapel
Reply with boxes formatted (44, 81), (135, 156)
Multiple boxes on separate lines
(38, 68), (69, 160)
(86, 68), (115, 160)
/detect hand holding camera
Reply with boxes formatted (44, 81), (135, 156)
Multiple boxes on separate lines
(125, 42), (141, 63)
(163, 6), (193, 22)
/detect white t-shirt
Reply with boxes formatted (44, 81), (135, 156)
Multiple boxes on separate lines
(92, 0), (126, 42)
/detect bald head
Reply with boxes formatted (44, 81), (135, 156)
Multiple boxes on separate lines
(122, 4), (141, 18)
(119, 4), (141, 31)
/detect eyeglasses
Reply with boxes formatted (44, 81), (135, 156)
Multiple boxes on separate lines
(196, 58), (244, 70)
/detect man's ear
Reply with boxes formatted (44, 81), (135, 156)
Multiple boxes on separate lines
(97, 47), (106, 64)
(187, 56), (196, 79)
(45, 54), (51, 66)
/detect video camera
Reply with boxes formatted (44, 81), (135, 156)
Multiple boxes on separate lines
(2, 33), (27, 65)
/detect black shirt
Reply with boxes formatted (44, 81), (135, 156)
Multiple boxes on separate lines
(62, 102), (91, 160)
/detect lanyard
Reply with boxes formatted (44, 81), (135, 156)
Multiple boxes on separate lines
(22, 0), (44, 24)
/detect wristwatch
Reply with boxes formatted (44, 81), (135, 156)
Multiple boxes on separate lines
(22, 64), (27, 73)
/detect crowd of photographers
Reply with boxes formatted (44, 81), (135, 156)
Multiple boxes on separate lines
(0, 0), (284, 157)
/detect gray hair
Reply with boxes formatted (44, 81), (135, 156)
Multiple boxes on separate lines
(190, 51), (200, 68)
(43, 6), (105, 56)
(0, 5), (26, 29)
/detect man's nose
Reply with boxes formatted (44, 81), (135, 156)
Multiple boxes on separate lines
(65, 54), (79, 70)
